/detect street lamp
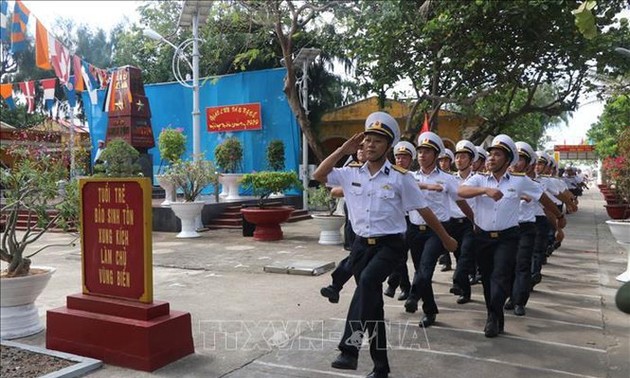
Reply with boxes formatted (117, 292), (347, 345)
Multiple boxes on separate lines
(142, 4), (206, 160)
(292, 47), (321, 210)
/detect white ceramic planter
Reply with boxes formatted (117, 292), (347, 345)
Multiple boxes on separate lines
(1, 266), (56, 339)
(606, 220), (630, 282)
(219, 173), (243, 200)
(156, 175), (177, 207)
(311, 214), (345, 245)
(171, 201), (205, 238)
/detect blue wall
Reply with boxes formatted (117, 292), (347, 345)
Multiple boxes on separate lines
(83, 68), (300, 180)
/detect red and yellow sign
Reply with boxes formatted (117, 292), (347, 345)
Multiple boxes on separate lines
(80, 178), (153, 303)
(554, 145), (594, 152)
(206, 103), (262, 132)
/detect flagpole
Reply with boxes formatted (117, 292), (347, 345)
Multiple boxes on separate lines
(69, 102), (75, 178)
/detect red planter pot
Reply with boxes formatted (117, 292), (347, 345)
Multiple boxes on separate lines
(241, 206), (294, 241)
(604, 204), (630, 220)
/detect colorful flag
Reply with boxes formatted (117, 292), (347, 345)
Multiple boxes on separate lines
(18, 80), (35, 112)
(1, 0), (9, 42)
(0, 83), (16, 109)
(72, 55), (84, 92)
(63, 79), (76, 108)
(102, 69), (117, 112)
(40, 77), (57, 111)
(419, 112), (430, 136)
(81, 60), (99, 105)
(10, 0), (30, 53)
(50, 37), (71, 84)
(35, 19), (52, 70)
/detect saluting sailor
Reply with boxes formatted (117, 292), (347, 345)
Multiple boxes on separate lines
(313, 112), (457, 378)
(404, 132), (472, 329)
(458, 134), (565, 337)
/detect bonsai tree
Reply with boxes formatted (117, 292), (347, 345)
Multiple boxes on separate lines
(158, 128), (186, 172)
(308, 185), (338, 216)
(240, 171), (302, 207)
(266, 140), (285, 171)
(1, 147), (79, 277)
(94, 138), (143, 177)
(214, 137), (243, 173)
(164, 157), (218, 202)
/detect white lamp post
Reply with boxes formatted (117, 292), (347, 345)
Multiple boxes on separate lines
(293, 48), (321, 210)
(142, 0), (210, 160)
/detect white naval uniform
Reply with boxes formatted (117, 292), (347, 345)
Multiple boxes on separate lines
(463, 172), (543, 231)
(408, 167), (459, 225)
(327, 160), (427, 237)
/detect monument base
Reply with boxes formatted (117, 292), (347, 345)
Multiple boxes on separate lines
(46, 294), (194, 372)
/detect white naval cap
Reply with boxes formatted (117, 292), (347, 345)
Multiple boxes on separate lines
(488, 134), (518, 166)
(365, 112), (400, 145)
(439, 148), (454, 162)
(394, 141), (417, 160)
(455, 140), (478, 162)
(515, 141), (536, 165)
(416, 131), (445, 156)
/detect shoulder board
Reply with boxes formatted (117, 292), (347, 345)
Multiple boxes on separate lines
(477, 172), (490, 176)
(347, 162), (363, 168)
(391, 165), (408, 174)
(510, 172), (526, 176)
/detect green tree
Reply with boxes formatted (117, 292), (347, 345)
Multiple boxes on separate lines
(335, 0), (628, 142)
(587, 94), (630, 158)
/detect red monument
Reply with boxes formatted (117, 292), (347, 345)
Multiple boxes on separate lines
(46, 178), (194, 371)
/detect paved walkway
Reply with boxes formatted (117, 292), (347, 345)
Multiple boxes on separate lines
(13, 189), (630, 377)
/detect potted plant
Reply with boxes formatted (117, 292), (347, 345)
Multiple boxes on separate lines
(239, 171), (302, 241)
(215, 137), (244, 200)
(1, 146), (79, 339)
(605, 128), (630, 282)
(157, 128), (186, 206)
(308, 185), (345, 245)
(266, 140), (286, 198)
(93, 138), (143, 177)
(164, 158), (218, 238)
(267, 140), (285, 171)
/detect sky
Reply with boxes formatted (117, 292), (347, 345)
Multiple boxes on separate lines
(15, 1), (628, 149)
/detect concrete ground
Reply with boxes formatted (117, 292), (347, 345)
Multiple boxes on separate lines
(11, 189), (630, 378)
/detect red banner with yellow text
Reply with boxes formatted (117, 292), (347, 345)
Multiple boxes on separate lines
(206, 103), (262, 132)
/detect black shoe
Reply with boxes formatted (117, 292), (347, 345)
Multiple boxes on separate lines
(366, 371), (388, 378)
(504, 299), (514, 310)
(383, 285), (396, 298)
(331, 353), (358, 370)
(397, 290), (410, 301)
(320, 285), (340, 303)
(449, 285), (463, 296)
(484, 317), (499, 338)
(514, 305), (526, 316)
(456, 295), (470, 304)
(420, 313), (436, 327)
(440, 264), (452, 272)
(404, 298), (418, 313)
(530, 274), (542, 290)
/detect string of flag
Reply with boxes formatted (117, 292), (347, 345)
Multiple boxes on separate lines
(0, 0), (112, 112)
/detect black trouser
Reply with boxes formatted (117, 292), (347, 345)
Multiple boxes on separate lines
(407, 224), (446, 315)
(475, 227), (520, 327)
(338, 234), (405, 375)
(450, 218), (476, 297)
(386, 217), (411, 292)
(343, 203), (356, 251)
(511, 222), (536, 306)
(331, 255), (353, 292)
(531, 216), (550, 281)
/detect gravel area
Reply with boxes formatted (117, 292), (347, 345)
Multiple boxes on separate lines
(1, 344), (77, 378)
